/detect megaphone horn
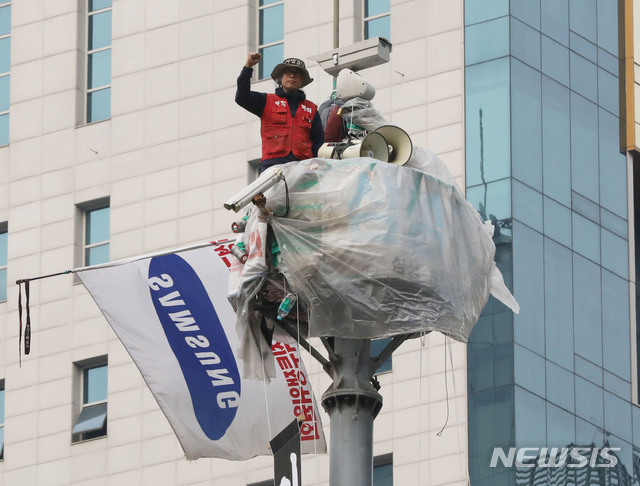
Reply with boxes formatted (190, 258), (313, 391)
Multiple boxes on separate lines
(336, 68), (376, 101)
(374, 125), (413, 165)
(318, 133), (390, 162)
(359, 131), (389, 162)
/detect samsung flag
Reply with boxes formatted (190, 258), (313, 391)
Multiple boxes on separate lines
(77, 243), (325, 460)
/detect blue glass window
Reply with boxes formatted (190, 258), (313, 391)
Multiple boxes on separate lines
(601, 229), (627, 279)
(599, 109), (627, 219)
(546, 361), (575, 413)
(570, 31), (597, 63)
(542, 77), (571, 206)
(542, 38), (569, 87)
(0, 36), (8, 74)
(85, 206), (109, 266)
(512, 60), (542, 191)
(543, 197), (572, 248)
(373, 454), (392, 486)
(572, 213), (600, 262)
(575, 376), (603, 428)
(511, 18), (540, 70)
(259, 44), (284, 82)
(364, 0), (390, 40)
(570, 0), (597, 43)
(512, 180), (542, 232)
(541, 0), (568, 45)
(88, 49), (111, 90)
(546, 403), (575, 448)
(513, 222), (545, 356)
(514, 387), (546, 446)
(89, 0), (111, 12)
(88, 11), (111, 51)
(466, 178), (511, 223)
(465, 58), (511, 187)
(83, 365), (108, 404)
(596, 0), (619, 56)
(465, 0), (508, 26)
(544, 238), (574, 371)
(259, 2), (283, 45)
(0, 226), (6, 302)
(0, 382), (4, 460)
(87, 88), (110, 124)
(511, 0), (540, 29)
(570, 94), (599, 203)
(258, 1), (284, 80)
(370, 338), (392, 374)
(87, 1), (111, 123)
(465, 17), (509, 66)
(570, 53), (597, 103)
(0, 74), (8, 113)
(0, 4), (9, 147)
(573, 255), (602, 366)
(0, 5), (10, 37)
(602, 270), (631, 381)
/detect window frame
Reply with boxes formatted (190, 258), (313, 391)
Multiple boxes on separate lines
(76, 198), (110, 269)
(257, 0), (284, 80)
(0, 1), (11, 146)
(85, 0), (112, 124)
(371, 338), (393, 374)
(373, 452), (393, 485)
(72, 357), (108, 443)
(0, 379), (5, 460)
(0, 221), (6, 303)
(363, 0), (391, 41)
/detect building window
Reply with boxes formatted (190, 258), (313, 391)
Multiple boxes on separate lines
(258, 0), (284, 80)
(86, 0), (111, 123)
(373, 453), (393, 485)
(248, 158), (261, 181)
(371, 338), (392, 374)
(364, 0), (390, 41)
(0, 222), (6, 302)
(0, 2), (10, 145)
(72, 360), (107, 442)
(247, 481), (273, 486)
(84, 203), (110, 266)
(0, 380), (4, 460)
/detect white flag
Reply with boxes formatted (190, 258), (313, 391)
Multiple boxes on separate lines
(77, 244), (325, 460)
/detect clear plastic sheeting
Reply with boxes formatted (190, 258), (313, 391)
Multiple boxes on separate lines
(233, 150), (518, 343)
(340, 98), (387, 133)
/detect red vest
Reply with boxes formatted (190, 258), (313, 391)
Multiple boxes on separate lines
(260, 93), (317, 160)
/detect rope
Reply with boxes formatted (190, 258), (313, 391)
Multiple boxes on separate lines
(436, 336), (451, 437)
(418, 332), (426, 485)
(447, 337), (470, 483)
(259, 330), (273, 444)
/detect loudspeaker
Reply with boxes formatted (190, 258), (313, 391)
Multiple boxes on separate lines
(336, 68), (376, 101)
(318, 131), (390, 162)
(374, 125), (413, 166)
(358, 132), (389, 161)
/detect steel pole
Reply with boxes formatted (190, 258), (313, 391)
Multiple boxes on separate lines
(321, 338), (383, 486)
(333, 0), (339, 49)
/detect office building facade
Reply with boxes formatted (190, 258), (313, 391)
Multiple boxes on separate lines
(465, 0), (640, 484)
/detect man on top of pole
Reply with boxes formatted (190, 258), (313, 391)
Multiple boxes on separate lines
(235, 53), (325, 173)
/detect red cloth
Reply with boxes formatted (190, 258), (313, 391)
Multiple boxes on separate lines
(260, 93), (318, 160)
(323, 105), (344, 142)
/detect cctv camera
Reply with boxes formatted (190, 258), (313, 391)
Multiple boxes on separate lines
(223, 167), (284, 212)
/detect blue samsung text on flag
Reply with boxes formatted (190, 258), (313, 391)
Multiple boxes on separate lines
(148, 253), (241, 441)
